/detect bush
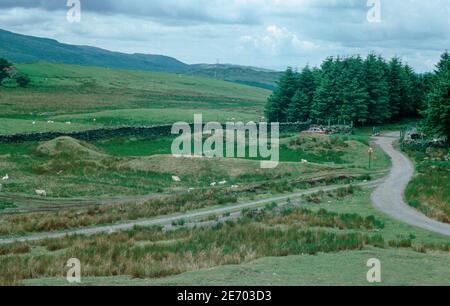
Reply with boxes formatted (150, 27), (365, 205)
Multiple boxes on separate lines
(15, 75), (30, 88)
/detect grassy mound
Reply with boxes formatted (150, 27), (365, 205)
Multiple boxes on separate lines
(35, 137), (106, 160)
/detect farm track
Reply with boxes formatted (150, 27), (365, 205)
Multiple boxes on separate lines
(5, 132), (446, 244)
(371, 133), (450, 237)
(0, 169), (385, 214)
(0, 179), (383, 245)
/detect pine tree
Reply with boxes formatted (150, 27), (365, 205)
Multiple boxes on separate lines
(388, 57), (403, 120)
(265, 67), (299, 122)
(311, 57), (339, 123)
(424, 52), (450, 139)
(287, 90), (310, 122)
(364, 54), (390, 124)
(399, 64), (416, 118)
(286, 66), (316, 122)
(339, 56), (369, 125)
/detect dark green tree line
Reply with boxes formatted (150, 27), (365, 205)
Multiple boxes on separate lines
(423, 52), (450, 139)
(266, 53), (434, 127)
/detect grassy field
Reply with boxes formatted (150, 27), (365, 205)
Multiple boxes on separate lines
(0, 132), (388, 199)
(405, 148), (450, 224)
(0, 189), (447, 286)
(0, 63), (270, 135)
(26, 248), (449, 286)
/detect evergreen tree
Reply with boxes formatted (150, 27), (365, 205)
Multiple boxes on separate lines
(388, 57), (403, 120)
(287, 89), (310, 122)
(265, 67), (299, 122)
(399, 64), (416, 118)
(311, 57), (339, 123)
(286, 65), (316, 122)
(338, 56), (369, 125)
(364, 54), (390, 124)
(424, 52), (450, 139)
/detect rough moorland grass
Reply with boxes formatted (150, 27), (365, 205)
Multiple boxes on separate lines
(1, 189), (449, 286)
(405, 148), (450, 223)
(0, 63), (269, 132)
(0, 189), (238, 236)
(0, 172), (371, 236)
(0, 206), (387, 285)
(0, 135), (377, 198)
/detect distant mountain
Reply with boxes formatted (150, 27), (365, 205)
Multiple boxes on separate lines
(188, 64), (282, 90)
(0, 28), (280, 89)
(0, 29), (188, 73)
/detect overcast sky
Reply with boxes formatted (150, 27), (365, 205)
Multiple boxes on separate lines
(0, 0), (448, 72)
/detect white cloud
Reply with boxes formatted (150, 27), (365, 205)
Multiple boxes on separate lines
(241, 25), (318, 56)
(0, 0), (448, 72)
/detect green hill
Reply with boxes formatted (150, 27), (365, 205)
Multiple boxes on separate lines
(0, 62), (271, 134)
(0, 29), (187, 73)
(0, 28), (281, 90)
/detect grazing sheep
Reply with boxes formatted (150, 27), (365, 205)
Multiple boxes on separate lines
(172, 176), (181, 182)
(47, 120), (55, 124)
(65, 121), (72, 125)
(231, 185), (239, 189)
(219, 180), (227, 185)
(301, 159), (308, 164)
(2, 174), (9, 181)
(32, 121), (36, 125)
(210, 182), (217, 187)
(35, 190), (47, 197)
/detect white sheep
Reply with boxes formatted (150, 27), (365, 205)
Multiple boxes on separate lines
(301, 159), (308, 164)
(219, 180), (227, 185)
(210, 182), (217, 187)
(231, 185), (239, 189)
(35, 190), (47, 197)
(2, 174), (9, 181)
(65, 121), (72, 125)
(172, 176), (181, 182)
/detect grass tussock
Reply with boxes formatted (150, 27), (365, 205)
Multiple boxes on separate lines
(405, 148), (450, 223)
(0, 189), (238, 236)
(0, 213), (385, 285)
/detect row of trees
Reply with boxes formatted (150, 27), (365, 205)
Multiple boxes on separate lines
(266, 54), (434, 126)
(0, 58), (30, 87)
(423, 52), (449, 139)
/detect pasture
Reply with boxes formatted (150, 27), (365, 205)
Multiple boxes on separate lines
(0, 63), (270, 135)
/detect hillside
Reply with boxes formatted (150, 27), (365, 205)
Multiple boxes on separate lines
(0, 62), (271, 134)
(0, 29), (281, 89)
(0, 29), (187, 73)
(188, 64), (282, 90)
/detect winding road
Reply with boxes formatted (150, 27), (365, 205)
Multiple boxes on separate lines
(372, 132), (450, 237)
(0, 132), (449, 245)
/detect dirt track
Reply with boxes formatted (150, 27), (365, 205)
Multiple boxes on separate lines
(1, 132), (449, 244)
(371, 132), (450, 237)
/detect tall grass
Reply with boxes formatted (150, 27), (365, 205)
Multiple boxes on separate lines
(0, 217), (385, 284)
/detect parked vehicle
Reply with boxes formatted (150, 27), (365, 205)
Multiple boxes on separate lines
(306, 126), (327, 134)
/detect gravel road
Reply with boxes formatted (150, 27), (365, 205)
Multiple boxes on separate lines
(371, 132), (450, 237)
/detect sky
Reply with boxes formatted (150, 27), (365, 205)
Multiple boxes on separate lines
(0, 0), (448, 72)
